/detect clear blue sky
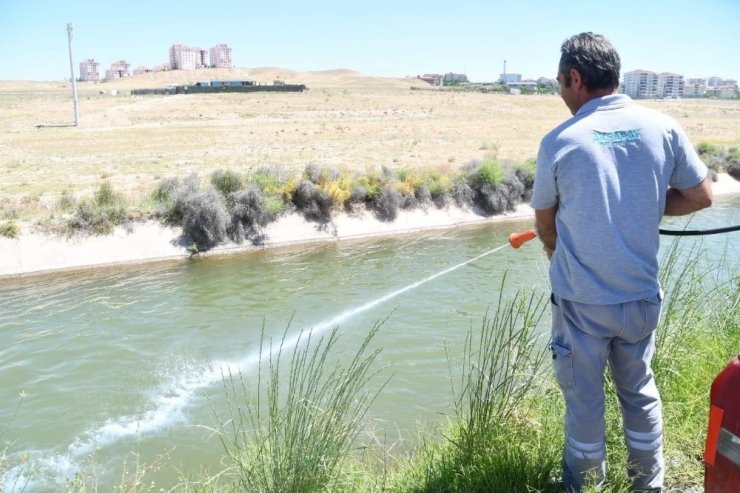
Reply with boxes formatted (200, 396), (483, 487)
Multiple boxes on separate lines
(1, 0), (738, 82)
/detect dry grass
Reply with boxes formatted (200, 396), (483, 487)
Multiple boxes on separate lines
(2, 67), (739, 214)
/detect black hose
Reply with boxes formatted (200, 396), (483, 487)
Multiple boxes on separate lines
(659, 225), (740, 236)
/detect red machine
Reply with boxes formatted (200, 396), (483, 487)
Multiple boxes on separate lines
(704, 355), (740, 492)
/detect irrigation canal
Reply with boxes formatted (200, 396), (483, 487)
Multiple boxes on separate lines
(1, 195), (738, 490)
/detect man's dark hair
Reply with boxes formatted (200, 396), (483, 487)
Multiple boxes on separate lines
(559, 32), (621, 91)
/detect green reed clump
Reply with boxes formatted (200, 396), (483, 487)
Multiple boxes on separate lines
(0, 220), (21, 238)
(210, 323), (388, 493)
(383, 282), (557, 493)
(452, 281), (549, 442)
(66, 182), (129, 235)
(438, 282), (553, 491)
(211, 169), (245, 197)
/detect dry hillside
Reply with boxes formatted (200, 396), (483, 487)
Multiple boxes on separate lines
(2, 68), (738, 208)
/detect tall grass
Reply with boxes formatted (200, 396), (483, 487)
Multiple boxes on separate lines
(207, 323), (389, 493)
(384, 241), (737, 493)
(452, 280), (549, 446)
(387, 283), (556, 493)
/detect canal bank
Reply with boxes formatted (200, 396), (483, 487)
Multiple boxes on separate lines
(1, 173), (738, 278)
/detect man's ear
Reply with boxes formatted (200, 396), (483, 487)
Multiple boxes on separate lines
(570, 68), (582, 88)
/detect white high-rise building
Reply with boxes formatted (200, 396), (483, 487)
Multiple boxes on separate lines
(657, 72), (684, 98)
(170, 44), (209, 70)
(209, 44), (232, 69)
(79, 59), (100, 81)
(622, 70), (658, 98)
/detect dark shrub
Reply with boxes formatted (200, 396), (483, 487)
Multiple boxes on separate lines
(211, 169), (245, 196)
(514, 162), (536, 189)
(231, 186), (272, 227)
(180, 190), (229, 250)
(501, 173), (525, 209)
(155, 175), (201, 225)
(372, 187), (402, 221)
(349, 185), (368, 204)
(727, 161), (740, 181)
(414, 185), (432, 207)
(474, 184), (508, 215)
(401, 192), (418, 210)
(346, 185), (369, 213)
(452, 182), (475, 208)
(228, 185), (275, 243)
(293, 180), (333, 222)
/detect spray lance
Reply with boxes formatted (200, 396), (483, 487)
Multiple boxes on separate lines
(507, 224), (740, 249)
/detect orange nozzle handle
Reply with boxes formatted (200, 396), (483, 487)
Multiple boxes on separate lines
(509, 230), (537, 249)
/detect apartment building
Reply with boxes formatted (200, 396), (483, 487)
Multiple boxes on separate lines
(657, 72), (684, 98)
(209, 44), (232, 68)
(79, 59), (100, 81)
(170, 44), (211, 70)
(105, 60), (130, 80)
(622, 70), (659, 98)
(683, 78), (706, 98)
(706, 76), (723, 88)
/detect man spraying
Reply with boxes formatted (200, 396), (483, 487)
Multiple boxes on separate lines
(531, 32), (713, 492)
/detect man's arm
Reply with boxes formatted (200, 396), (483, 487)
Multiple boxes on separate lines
(664, 177), (713, 216)
(535, 205), (558, 259)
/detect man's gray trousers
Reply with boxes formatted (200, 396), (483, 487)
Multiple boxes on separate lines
(550, 292), (664, 492)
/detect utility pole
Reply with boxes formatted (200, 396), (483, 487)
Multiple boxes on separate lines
(67, 23), (80, 126)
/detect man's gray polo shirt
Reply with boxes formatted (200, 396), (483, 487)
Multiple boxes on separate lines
(531, 94), (707, 304)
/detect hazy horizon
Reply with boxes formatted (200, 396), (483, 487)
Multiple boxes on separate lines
(2, 0), (739, 83)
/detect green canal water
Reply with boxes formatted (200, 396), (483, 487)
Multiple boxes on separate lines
(1, 196), (738, 490)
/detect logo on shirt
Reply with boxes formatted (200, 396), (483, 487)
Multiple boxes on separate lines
(592, 129), (641, 148)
